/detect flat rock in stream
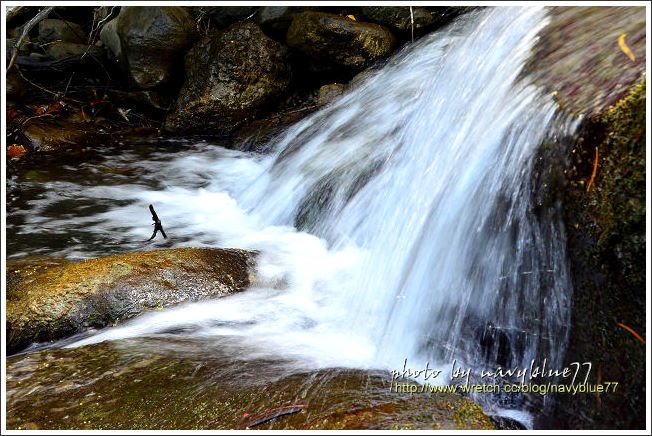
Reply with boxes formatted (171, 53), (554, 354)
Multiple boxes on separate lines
(6, 248), (255, 354)
(6, 337), (494, 430)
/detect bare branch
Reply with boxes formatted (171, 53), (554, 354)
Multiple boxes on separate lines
(7, 6), (55, 73)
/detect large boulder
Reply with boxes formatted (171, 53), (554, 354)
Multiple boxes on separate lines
(6, 247), (255, 353)
(116, 7), (197, 89)
(6, 337), (494, 430)
(286, 11), (396, 70)
(526, 6), (646, 430)
(164, 22), (292, 135)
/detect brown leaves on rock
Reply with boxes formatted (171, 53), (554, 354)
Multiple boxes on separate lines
(34, 100), (65, 116)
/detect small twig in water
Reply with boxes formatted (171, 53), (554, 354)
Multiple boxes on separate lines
(586, 146), (598, 192)
(242, 404), (306, 429)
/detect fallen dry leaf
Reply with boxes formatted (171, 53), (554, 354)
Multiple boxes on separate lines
(8, 144), (27, 159)
(618, 33), (636, 61)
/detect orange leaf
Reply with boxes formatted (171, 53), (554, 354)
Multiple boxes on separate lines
(8, 144), (27, 159)
(346, 15), (356, 21)
(46, 101), (64, 114)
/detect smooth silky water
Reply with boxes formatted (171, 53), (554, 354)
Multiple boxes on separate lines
(6, 7), (579, 428)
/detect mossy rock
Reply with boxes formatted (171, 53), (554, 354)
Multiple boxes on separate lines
(559, 77), (646, 429)
(6, 248), (255, 354)
(6, 337), (494, 430)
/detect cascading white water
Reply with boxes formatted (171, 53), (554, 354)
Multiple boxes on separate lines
(22, 6), (577, 423)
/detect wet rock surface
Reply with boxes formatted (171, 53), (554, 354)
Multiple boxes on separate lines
(6, 248), (255, 354)
(164, 23), (291, 134)
(527, 6), (645, 116)
(526, 6), (647, 430)
(286, 11), (396, 71)
(6, 337), (493, 430)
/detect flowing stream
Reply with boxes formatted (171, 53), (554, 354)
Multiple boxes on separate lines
(7, 7), (579, 427)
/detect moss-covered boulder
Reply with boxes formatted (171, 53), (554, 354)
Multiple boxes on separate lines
(6, 337), (493, 430)
(116, 7), (197, 89)
(164, 23), (292, 135)
(559, 78), (646, 430)
(527, 6), (646, 430)
(6, 248), (255, 354)
(286, 11), (396, 71)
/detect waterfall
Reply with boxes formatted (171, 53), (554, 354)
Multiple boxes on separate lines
(58, 6), (576, 424)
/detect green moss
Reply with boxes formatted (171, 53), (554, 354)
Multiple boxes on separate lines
(560, 76), (646, 429)
(453, 399), (493, 429)
(593, 75), (646, 288)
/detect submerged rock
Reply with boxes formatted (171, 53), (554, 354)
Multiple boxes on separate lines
(286, 11), (396, 70)
(22, 117), (94, 152)
(317, 83), (346, 106)
(116, 6), (197, 89)
(6, 248), (255, 354)
(6, 337), (494, 430)
(164, 23), (291, 135)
